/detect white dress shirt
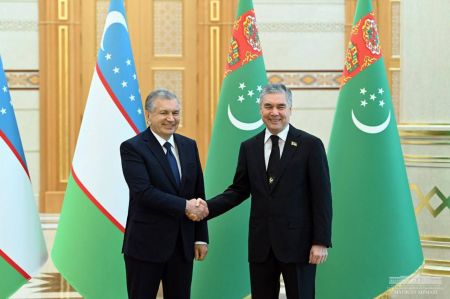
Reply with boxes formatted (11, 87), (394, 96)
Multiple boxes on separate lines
(151, 129), (206, 245)
(151, 129), (182, 179)
(264, 125), (290, 169)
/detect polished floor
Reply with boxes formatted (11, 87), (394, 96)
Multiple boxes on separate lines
(8, 215), (449, 298)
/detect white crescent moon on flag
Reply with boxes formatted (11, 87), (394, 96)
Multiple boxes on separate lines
(351, 109), (391, 134)
(100, 11), (128, 51)
(227, 104), (263, 131)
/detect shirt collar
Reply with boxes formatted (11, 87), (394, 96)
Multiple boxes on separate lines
(150, 128), (175, 148)
(264, 125), (290, 143)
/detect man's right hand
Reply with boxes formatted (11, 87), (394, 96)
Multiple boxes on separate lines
(185, 198), (209, 221)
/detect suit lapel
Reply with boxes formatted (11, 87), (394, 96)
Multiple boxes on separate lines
(270, 125), (301, 192)
(143, 129), (179, 190)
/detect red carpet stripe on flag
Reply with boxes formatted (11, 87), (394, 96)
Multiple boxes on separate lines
(0, 130), (29, 179)
(71, 165), (125, 233)
(96, 63), (139, 135)
(0, 249), (31, 280)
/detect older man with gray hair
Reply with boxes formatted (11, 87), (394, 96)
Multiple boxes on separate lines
(205, 83), (332, 298)
(120, 88), (209, 298)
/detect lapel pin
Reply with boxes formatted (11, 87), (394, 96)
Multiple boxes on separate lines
(291, 141), (298, 147)
(269, 177), (274, 184)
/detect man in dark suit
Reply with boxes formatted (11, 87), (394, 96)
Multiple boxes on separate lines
(205, 84), (332, 298)
(120, 89), (209, 299)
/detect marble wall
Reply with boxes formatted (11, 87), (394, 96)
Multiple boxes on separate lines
(0, 0), (40, 203)
(255, 0), (344, 147)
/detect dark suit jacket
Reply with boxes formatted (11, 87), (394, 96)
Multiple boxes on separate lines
(120, 128), (208, 262)
(208, 125), (332, 263)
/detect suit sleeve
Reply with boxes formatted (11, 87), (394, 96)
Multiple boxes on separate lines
(308, 138), (333, 247)
(207, 142), (251, 219)
(193, 141), (209, 243)
(120, 141), (186, 217)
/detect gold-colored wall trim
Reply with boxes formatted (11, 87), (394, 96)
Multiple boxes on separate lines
(421, 235), (450, 243)
(210, 0), (220, 22)
(209, 26), (220, 126)
(421, 268), (450, 277)
(4, 70), (39, 90)
(423, 259), (450, 277)
(412, 185), (450, 217)
(405, 154), (450, 161)
(58, 0), (68, 21)
(405, 155), (450, 164)
(399, 130), (450, 137)
(399, 123), (450, 126)
(425, 259), (450, 267)
(421, 236), (450, 249)
(58, 25), (69, 183)
(401, 140), (450, 145)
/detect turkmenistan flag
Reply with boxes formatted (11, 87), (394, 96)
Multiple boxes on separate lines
(316, 1), (423, 298)
(51, 1), (145, 298)
(192, 0), (267, 298)
(0, 56), (47, 298)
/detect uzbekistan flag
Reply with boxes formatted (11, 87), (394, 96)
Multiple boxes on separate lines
(51, 0), (146, 298)
(0, 56), (48, 298)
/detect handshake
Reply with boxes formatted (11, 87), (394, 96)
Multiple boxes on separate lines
(185, 198), (209, 221)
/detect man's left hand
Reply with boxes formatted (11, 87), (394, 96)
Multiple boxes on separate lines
(309, 245), (328, 264)
(194, 244), (208, 261)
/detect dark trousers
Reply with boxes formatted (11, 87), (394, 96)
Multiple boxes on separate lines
(250, 249), (316, 299)
(124, 234), (193, 299)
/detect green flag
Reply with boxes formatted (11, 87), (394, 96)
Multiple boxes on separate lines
(316, 1), (423, 298)
(192, 0), (267, 298)
(51, 0), (145, 297)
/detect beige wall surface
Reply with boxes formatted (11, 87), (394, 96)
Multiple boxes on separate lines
(0, 0), (40, 204)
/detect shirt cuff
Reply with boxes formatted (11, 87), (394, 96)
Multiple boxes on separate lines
(195, 241), (208, 245)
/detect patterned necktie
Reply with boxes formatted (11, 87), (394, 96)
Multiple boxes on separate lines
(164, 142), (181, 187)
(267, 135), (280, 185)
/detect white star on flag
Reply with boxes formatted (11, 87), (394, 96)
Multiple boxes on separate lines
(137, 108), (142, 114)
(360, 100), (368, 107)
(247, 90), (254, 97)
(370, 94), (376, 101)
(237, 95), (244, 103)
(239, 82), (246, 90)
(257, 85), (263, 92)
(132, 73), (137, 80)
(2, 85), (7, 92)
(105, 53), (112, 60)
(1, 107), (6, 115)
(360, 88), (367, 95)
(121, 81), (128, 88)
(129, 94), (135, 101)
(379, 100), (385, 107)
(378, 88), (384, 95)
(256, 98), (260, 104)
(113, 67), (120, 74)
(126, 59), (131, 66)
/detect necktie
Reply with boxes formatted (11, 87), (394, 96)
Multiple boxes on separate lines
(164, 142), (181, 187)
(267, 135), (280, 185)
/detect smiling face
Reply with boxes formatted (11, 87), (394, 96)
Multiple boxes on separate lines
(147, 97), (180, 140)
(260, 92), (291, 134)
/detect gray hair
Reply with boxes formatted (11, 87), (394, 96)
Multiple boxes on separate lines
(145, 89), (179, 112)
(259, 83), (292, 108)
